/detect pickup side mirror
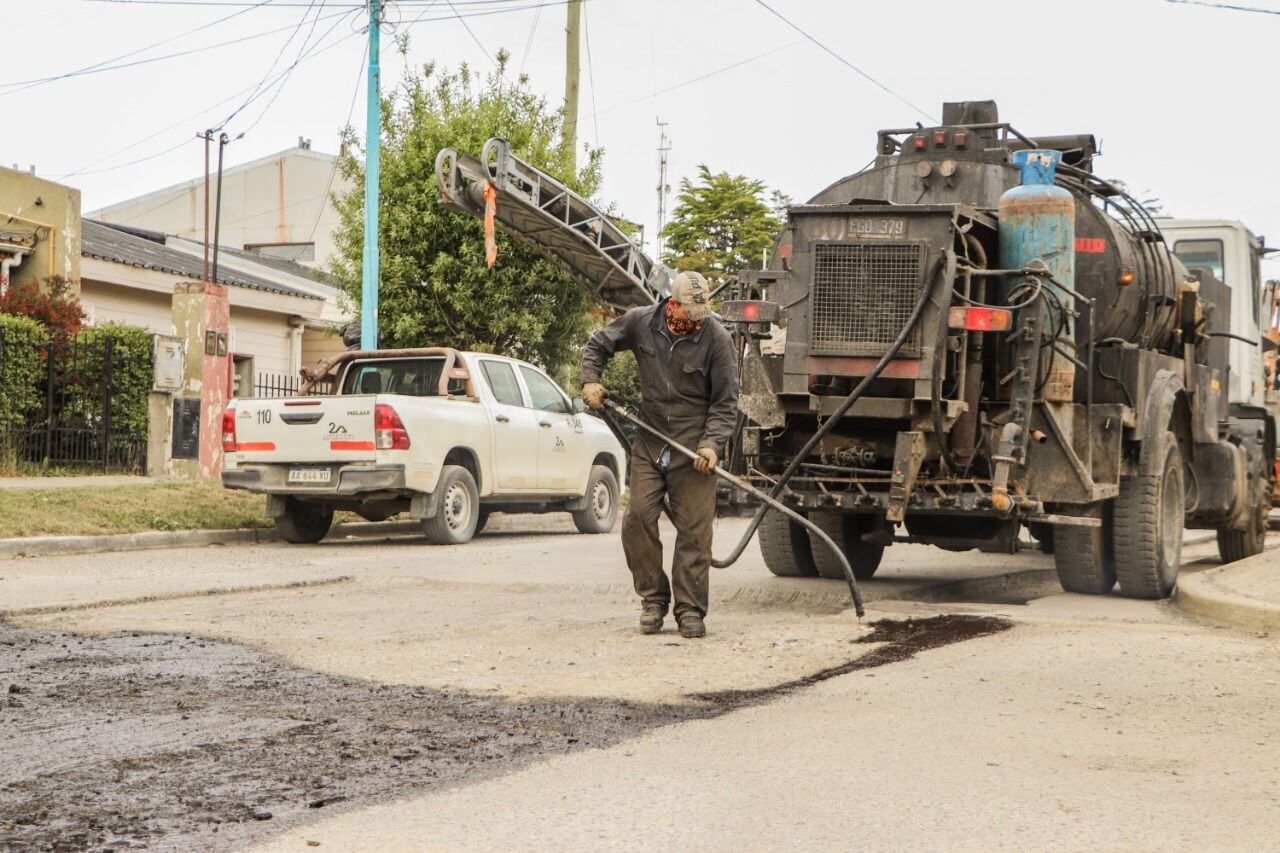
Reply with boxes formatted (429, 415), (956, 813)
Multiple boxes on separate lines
(572, 396), (588, 414)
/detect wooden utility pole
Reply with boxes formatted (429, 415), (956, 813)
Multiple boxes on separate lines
(563, 0), (581, 167)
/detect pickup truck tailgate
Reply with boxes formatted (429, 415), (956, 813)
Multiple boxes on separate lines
(233, 396), (378, 463)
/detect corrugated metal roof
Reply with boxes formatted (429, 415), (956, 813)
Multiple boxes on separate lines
(81, 220), (322, 300)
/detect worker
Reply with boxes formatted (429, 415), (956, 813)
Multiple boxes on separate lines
(581, 271), (740, 639)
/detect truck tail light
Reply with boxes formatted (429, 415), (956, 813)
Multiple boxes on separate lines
(933, 130), (948, 147)
(948, 306), (1013, 332)
(912, 134), (927, 151)
(222, 407), (237, 452)
(374, 403), (411, 451)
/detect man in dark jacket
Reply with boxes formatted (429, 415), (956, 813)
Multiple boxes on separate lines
(580, 271), (740, 639)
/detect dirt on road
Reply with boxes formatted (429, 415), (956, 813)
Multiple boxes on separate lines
(0, 615), (1009, 851)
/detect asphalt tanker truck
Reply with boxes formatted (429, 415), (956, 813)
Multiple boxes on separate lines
(436, 99), (1274, 600)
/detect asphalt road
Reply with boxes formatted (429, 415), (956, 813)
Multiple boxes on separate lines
(3, 514), (1278, 850)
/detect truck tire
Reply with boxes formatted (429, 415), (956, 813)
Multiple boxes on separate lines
(423, 465), (480, 545)
(1113, 433), (1184, 599)
(1026, 522), (1055, 554)
(1217, 477), (1269, 563)
(275, 498), (334, 545)
(809, 511), (884, 580)
(759, 508), (819, 578)
(572, 465), (619, 534)
(475, 510), (491, 535)
(1052, 515), (1116, 595)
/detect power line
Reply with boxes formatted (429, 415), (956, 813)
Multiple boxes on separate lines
(309, 41), (367, 244)
(220, 0), (324, 129)
(0, 6), (355, 98)
(517, 0), (542, 75)
(581, 41), (800, 121)
(0, 0), (277, 94)
(444, 0), (498, 66)
(582, 0), (600, 144)
(751, 0), (936, 123)
(1165, 0), (1280, 13)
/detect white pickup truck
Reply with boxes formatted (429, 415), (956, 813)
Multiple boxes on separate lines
(220, 347), (626, 545)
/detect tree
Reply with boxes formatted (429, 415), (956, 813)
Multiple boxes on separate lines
(660, 165), (788, 283)
(328, 49), (604, 372)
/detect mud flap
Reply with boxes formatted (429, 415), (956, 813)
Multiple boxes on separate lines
(887, 431), (926, 523)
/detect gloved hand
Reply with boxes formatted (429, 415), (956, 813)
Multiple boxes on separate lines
(694, 447), (718, 475)
(582, 382), (607, 410)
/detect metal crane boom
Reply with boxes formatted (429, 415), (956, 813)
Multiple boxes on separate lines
(435, 138), (669, 315)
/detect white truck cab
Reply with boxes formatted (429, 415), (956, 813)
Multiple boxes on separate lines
(221, 348), (626, 545)
(1158, 218), (1268, 407)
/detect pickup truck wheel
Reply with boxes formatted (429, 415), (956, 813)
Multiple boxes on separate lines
(1217, 477), (1270, 563)
(758, 508), (819, 578)
(572, 465), (619, 534)
(475, 510), (491, 535)
(275, 498), (334, 545)
(1113, 433), (1184, 599)
(423, 465), (479, 545)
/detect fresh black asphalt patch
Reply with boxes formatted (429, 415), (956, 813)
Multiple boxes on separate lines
(0, 615), (1010, 851)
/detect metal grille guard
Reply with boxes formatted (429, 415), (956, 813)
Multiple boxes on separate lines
(435, 138), (669, 315)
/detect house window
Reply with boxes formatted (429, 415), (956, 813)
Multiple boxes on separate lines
(244, 242), (315, 262)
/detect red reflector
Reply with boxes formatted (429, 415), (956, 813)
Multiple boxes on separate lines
(221, 407), (236, 453)
(331, 440), (376, 451)
(742, 302), (760, 321)
(912, 135), (926, 150)
(948, 306), (1013, 332)
(283, 399), (321, 407)
(1075, 237), (1107, 254)
(933, 130), (948, 147)
(374, 404), (411, 451)
(236, 441), (277, 452)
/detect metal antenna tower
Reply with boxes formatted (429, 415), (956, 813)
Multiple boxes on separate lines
(655, 119), (671, 260)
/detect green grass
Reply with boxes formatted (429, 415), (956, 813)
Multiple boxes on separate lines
(0, 481), (275, 539)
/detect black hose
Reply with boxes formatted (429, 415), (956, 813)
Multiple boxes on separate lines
(709, 250), (950, 570)
(605, 399), (866, 617)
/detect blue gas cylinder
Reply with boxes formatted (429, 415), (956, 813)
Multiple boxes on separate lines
(998, 149), (1076, 401)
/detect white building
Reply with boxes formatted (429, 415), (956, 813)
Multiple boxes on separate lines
(87, 140), (352, 270)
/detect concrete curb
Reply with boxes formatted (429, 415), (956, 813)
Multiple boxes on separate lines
(1175, 554), (1280, 634)
(0, 520), (421, 561)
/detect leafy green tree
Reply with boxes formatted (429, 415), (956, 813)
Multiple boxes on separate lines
(660, 165), (788, 283)
(329, 50), (604, 371)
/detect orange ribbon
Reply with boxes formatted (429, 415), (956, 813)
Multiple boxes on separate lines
(483, 182), (498, 269)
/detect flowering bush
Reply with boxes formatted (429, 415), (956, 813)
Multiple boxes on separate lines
(0, 276), (85, 349)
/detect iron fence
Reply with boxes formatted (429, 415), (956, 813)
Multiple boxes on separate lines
(253, 371), (302, 398)
(0, 325), (150, 474)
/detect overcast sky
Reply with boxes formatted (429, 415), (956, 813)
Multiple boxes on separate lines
(8, 0), (1279, 275)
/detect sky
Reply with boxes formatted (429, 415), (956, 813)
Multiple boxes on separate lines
(7, 0), (1280, 277)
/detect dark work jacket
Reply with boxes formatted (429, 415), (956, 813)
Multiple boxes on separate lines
(581, 299), (740, 466)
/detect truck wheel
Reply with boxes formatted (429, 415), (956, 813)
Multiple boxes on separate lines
(1113, 433), (1184, 599)
(1217, 477), (1269, 563)
(572, 465), (619, 534)
(758, 508), (819, 578)
(809, 511), (884, 580)
(423, 465), (480, 545)
(1026, 522), (1055, 554)
(475, 510), (491, 535)
(1052, 515), (1116, 595)
(275, 498), (334, 545)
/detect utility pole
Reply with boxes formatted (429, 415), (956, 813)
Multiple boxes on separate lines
(212, 133), (229, 284)
(198, 130), (213, 281)
(563, 0), (581, 167)
(655, 119), (671, 260)
(361, 0), (383, 350)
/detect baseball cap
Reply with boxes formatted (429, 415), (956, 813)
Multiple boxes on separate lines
(670, 270), (713, 321)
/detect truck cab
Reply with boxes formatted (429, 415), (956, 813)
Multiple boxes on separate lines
(1158, 218), (1268, 407)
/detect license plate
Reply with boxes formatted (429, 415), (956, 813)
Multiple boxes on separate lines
(849, 216), (907, 238)
(288, 466), (332, 484)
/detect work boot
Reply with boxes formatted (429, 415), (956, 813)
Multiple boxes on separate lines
(678, 613), (706, 639)
(639, 602), (666, 635)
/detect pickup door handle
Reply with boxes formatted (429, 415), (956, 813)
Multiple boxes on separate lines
(495, 414), (510, 423)
(539, 421), (551, 428)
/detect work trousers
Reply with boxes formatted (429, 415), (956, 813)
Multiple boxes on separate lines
(621, 451), (718, 619)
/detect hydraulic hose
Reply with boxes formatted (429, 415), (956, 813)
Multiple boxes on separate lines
(604, 399), (866, 618)
(709, 250), (951, 571)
